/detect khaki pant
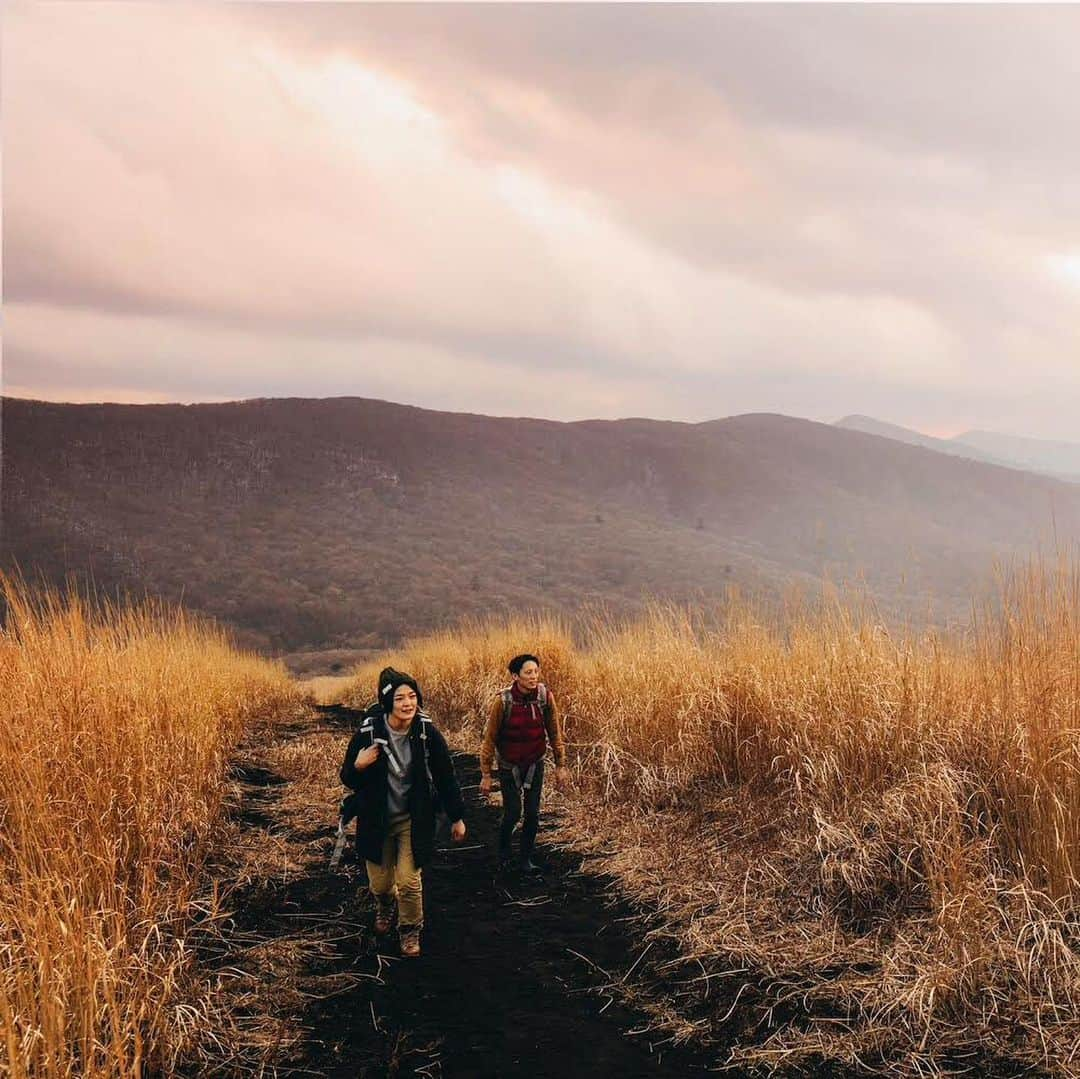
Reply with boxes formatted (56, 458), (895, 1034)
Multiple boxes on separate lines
(365, 815), (423, 928)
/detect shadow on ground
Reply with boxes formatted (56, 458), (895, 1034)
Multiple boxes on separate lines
(192, 704), (735, 1077)
(187, 704), (1038, 1079)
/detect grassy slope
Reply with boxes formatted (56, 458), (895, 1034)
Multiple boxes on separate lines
(0, 580), (302, 1078)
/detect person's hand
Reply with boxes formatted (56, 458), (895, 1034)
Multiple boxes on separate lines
(555, 766), (572, 791)
(354, 743), (380, 770)
(450, 819), (467, 842)
(479, 774), (493, 796)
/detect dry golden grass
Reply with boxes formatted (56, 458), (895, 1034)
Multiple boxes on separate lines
(0, 578), (300, 1078)
(346, 558), (1080, 1073)
(295, 673), (357, 706)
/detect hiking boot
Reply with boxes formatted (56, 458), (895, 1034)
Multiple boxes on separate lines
(374, 901), (395, 935)
(399, 926), (421, 958)
(519, 856), (544, 875)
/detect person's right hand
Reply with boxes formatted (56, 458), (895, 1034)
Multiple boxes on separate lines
(479, 774), (493, 796)
(354, 743), (380, 770)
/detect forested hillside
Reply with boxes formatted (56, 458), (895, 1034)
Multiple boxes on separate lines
(4, 396), (1076, 652)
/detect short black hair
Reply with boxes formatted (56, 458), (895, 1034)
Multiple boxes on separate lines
(508, 653), (540, 676)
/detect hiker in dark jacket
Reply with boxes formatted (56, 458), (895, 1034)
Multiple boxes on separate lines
(340, 669), (465, 957)
(479, 653), (569, 872)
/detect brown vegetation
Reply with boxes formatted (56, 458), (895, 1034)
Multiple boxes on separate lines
(6, 395), (1078, 654)
(344, 558), (1080, 1073)
(0, 578), (300, 1078)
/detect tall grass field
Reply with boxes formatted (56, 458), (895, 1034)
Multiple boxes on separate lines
(0, 579), (298, 1078)
(347, 559), (1080, 1072)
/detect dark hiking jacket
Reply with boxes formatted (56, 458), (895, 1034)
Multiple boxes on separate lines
(340, 707), (465, 868)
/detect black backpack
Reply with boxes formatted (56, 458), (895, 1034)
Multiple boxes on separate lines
(330, 671), (443, 868)
(372, 668), (439, 815)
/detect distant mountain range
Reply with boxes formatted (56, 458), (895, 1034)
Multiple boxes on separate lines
(836, 415), (1080, 482)
(4, 396), (1078, 653)
(955, 429), (1080, 480)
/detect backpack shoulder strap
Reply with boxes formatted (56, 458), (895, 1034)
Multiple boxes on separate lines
(416, 711), (436, 787)
(501, 687), (514, 723)
(537, 682), (553, 719)
(357, 711), (376, 744)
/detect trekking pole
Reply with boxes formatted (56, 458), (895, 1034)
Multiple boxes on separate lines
(329, 793), (360, 870)
(329, 816), (349, 869)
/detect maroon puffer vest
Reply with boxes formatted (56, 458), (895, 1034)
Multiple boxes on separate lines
(498, 684), (548, 766)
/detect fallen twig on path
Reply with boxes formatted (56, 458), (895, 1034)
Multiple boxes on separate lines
(620, 941), (654, 984)
(566, 947), (611, 978)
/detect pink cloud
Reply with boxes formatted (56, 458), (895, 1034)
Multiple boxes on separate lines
(4, 3), (1080, 437)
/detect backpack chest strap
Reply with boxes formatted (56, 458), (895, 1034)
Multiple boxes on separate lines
(511, 762), (538, 792)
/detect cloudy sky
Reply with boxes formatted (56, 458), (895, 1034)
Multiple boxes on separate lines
(4, 3), (1080, 438)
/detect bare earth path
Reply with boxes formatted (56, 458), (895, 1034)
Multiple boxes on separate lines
(192, 702), (737, 1078)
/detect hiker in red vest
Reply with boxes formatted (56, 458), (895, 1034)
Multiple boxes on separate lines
(479, 653), (569, 872)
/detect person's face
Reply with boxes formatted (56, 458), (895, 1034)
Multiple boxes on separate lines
(391, 685), (418, 723)
(515, 660), (540, 692)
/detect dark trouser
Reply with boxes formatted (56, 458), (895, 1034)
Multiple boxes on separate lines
(498, 760), (545, 860)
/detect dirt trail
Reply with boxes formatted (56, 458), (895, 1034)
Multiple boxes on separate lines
(189, 702), (1049, 1079)
(195, 702), (732, 1078)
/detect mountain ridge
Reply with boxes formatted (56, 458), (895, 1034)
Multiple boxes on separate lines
(835, 413), (1080, 482)
(954, 428), (1080, 479)
(4, 395), (1077, 652)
